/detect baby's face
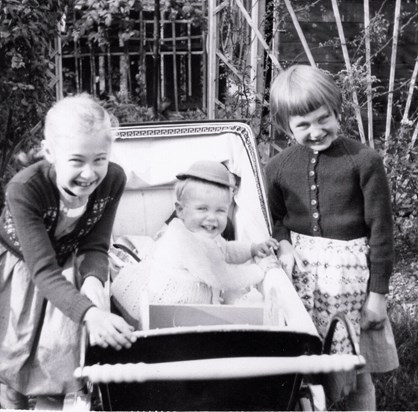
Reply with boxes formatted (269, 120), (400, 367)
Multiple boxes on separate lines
(177, 183), (231, 238)
(44, 130), (111, 200)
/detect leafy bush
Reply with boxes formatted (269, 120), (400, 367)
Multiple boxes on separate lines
(386, 124), (418, 254)
(0, 0), (68, 206)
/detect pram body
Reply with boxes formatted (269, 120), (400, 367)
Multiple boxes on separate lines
(74, 120), (364, 411)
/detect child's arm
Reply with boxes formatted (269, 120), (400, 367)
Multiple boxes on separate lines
(5, 180), (98, 323)
(360, 151), (394, 294)
(265, 157), (292, 243)
(250, 238), (279, 258)
(223, 238), (278, 263)
(76, 164), (127, 286)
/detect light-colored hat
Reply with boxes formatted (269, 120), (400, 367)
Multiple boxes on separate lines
(176, 160), (235, 188)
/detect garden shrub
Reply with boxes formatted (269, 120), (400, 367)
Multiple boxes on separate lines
(0, 0), (69, 206)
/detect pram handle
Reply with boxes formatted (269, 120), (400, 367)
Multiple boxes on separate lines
(74, 354), (365, 383)
(323, 311), (360, 355)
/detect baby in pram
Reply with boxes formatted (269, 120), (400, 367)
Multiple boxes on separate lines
(111, 160), (280, 322)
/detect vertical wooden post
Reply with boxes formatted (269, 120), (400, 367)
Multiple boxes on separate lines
(74, 39), (81, 93)
(55, 18), (64, 100)
(410, 122), (418, 151)
(161, 19), (166, 102)
(202, 1), (208, 112)
(119, 53), (129, 102)
(187, 21), (192, 97)
(364, 0), (374, 148)
(171, 20), (179, 111)
(118, 35), (128, 103)
(107, 45), (113, 95)
(54, 35), (64, 100)
(331, 0), (366, 144)
(79, 57), (83, 92)
(99, 56), (106, 95)
(152, 0), (161, 117)
(271, 1), (282, 80)
(207, 0), (217, 119)
(402, 56), (418, 123)
(250, 0), (259, 98)
(89, 41), (96, 97)
(138, 9), (146, 105)
(384, 0), (402, 154)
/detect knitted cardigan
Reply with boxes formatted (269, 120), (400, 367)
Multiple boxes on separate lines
(265, 136), (394, 294)
(0, 160), (126, 323)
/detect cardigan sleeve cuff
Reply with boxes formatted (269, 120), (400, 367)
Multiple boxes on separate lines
(77, 252), (109, 284)
(71, 295), (96, 324)
(368, 267), (392, 294)
(272, 226), (291, 243)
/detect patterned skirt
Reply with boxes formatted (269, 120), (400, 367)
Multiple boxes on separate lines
(290, 232), (398, 374)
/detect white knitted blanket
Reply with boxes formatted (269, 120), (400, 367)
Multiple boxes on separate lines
(111, 219), (266, 311)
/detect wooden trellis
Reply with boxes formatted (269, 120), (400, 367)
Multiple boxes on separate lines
(206, 0), (417, 153)
(207, 0), (282, 120)
(58, 3), (206, 112)
(50, 1), (417, 152)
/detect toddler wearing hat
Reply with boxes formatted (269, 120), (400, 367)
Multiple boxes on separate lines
(111, 160), (279, 323)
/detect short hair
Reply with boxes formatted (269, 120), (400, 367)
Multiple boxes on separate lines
(270, 65), (342, 136)
(175, 177), (232, 204)
(44, 93), (117, 143)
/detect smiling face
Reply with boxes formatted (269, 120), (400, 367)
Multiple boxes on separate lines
(44, 131), (111, 200)
(43, 94), (114, 201)
(175, 180), (231, 238)
(288, 105), (339, 152)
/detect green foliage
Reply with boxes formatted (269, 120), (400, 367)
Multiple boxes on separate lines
(163, 1), (205, 28)
(0, 0), (68, 206)
(386, 124), (418, 252)
(332, 64), (384, 142)
(102, 97), (206, 123)
(68, 0), (143, 47)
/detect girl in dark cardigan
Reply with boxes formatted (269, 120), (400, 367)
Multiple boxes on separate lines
(265, 65), (398, 411)
(0, 94), (136, 408)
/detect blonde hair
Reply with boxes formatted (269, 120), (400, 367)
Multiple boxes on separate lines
(44, 93), (117, 143)
(270, 65), (342, 136)
(175, 178), (232, 204)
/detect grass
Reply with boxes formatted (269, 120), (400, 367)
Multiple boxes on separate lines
(375, 306), (418, 411)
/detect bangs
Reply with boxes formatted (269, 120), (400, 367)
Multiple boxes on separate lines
(270, 65), (341, 135)
(285, 86), (330, 117)
(284, 69), (340, 117)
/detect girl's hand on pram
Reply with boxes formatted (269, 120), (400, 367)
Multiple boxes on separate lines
(251, 238), (280, 258)
(276, 240), (306, 279)
(83, 307), (137, 350)
(360, 292), (387, 330)
(81, 276), (110, 311)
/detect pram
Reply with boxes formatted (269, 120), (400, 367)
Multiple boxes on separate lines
(72, 120), (365, 411)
